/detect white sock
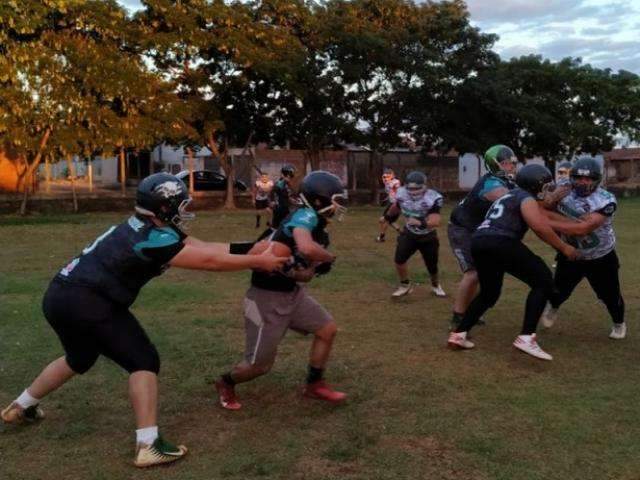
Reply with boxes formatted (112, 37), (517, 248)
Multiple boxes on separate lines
(16, 389), (40, 409)
(136, 426), (159, 446)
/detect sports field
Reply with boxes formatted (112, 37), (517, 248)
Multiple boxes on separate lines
(1, 202), (639, 480)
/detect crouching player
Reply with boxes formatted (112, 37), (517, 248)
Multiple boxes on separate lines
(214, 171), (348, 410)
(1, 173), (287, 468)
(388, 171), (446, 298)
(541, 158), (626, 339)
(448, 164), (578, 360)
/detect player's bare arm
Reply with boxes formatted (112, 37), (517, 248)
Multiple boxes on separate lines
(547, 212), (608, 237)
(521, 200), (578, 260)
(426, 212), (441, 229)
(293, 228), (335, 263)
(170, 244), (287, 272)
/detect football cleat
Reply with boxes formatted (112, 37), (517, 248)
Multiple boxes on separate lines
(214, 379), (242, 411)
(303, 380), (347, 404)
(431, 284), (447, 297)
(134, 436), (187, 468)
(540, 303), (558, 328)
(1, 402), (45, 425)
(391, 282), (413, 298)
(609, 322), (627, 340)
(447, 331), (475, 350)
(513, 334), (552, 361)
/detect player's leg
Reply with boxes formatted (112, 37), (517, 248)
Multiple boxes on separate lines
(289, 288), (346, 403)
(215, 288), (288, 410)
(584, 250), (626, 339)
(96, 307), (186, 467)
(448, 223), (479, 327)
(392, 231), (418, 297)
(417, 233), (446, 297)
(376, 204), (391, 242)
(541, 254), (585, 328)
(2, 281), (98, 425)
(504, 243), (555, 360)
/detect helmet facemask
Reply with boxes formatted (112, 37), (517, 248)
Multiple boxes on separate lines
(538, 180), (557, 200)
(302, 192), (348, 222)
(570, 174), (598, 197)
(170, 197), (195, 230)
(406, 183), (426, 200)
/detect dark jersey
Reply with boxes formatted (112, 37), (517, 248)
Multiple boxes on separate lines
(55, 215), (186, 306)
(273, 178), (292, 209)
(473, 188), (534, 241)
(251, 208), (328, 292)
(450, 173), (514, 230)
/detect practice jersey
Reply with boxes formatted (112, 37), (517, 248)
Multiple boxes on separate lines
(395, 187), (443, 236)
(55, 216), (186, 306)
(474, 188), (534, 241)
(450, 173), (515, 230)
(556, 187), (617, 260)
(273, 178), (293, 208)
(251, 208), (329, 292)
(254, 179), (274, 201)
(383, 178), (401, 202)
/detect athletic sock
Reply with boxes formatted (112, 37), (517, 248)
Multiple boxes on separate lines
(221, 373), (236, 386)
(136, 426), (159, 446)
(16, 389), (40, 409)
(306, 366), (324, 384)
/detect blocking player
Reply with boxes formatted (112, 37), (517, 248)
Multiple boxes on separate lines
(447, 164), (578, 361)
(214, 171), (348, 410)
(387, 171), (446, 298)
(1, 173), (287, 468)
(375, 168), (402, 242)
(447, 145), (518, 328)
(252, 171), (274, 229)
(271, 164), (297, 229)
(540, 158), (626, 339)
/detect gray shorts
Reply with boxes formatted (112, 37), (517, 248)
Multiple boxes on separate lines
(243, 286), (332, 367)
(447, 223), (475, 273)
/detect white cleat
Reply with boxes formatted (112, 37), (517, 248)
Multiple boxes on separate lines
(447, 331), (475, 350)
(513, 334), (553, 361)
(392, 282), (413, 298)
(609, 322), (627, 340)
(431, 284), (447, 297)
(540, 303), (558, 328)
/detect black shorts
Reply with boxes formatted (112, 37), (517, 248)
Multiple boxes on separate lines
(42, 280), (160, 375)
(448, 222), (474, 272)
(271, 207), (289, 229)
(394, 230), (439, 274)
(255, 199), (270, 210)
(382, 203), (400, 223)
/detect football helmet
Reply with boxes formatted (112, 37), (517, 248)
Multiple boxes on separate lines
(135, 173), (194, 228)
(570, 157), (602, 197)
(515, 164), (553, 199)
(484, 144), (518, 178)
(299, 171), (348, 220)
(281, 164), (296, 179)
(405, 171), (427, 200)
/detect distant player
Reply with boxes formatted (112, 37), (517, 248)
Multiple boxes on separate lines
(387, 171), (446, 298)
(271, 164), (297, 229)
(252, 171), (274, 229)
(214, 171), (348, 410)
(556, 160), (572, 184)
(447, 164), (578, 360)
(541, 157), (626, 339)
(447, 145), (518, 329)
(376, 167), (402, 242)
(1, 173), (286, 468)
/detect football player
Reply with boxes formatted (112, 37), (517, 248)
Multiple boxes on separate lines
(1, 173), (287, 468)
(270, 164), (297, 229)
(375, 167), (402, 242)
(556, 160), (572, 183)
(252, 171), (274, 229)
(447, 164), (578, 360)
(214, 171), (348, 410)
(387, 171), (446, 298)
(447, 145), (518, 328)
(541, 158), (626, 339)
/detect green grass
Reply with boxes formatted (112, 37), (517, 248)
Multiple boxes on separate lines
(1, 201), (640, 480)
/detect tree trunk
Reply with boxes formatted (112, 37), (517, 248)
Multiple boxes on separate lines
(45, 154), (51, 193)
(207, 132), (236, 209)
(66, 155), (78, 213)
(119, 148), (126, 197)
(88, 157), (93, 193)
(20, 127), (51, 215)
(186, 147), (195, 195)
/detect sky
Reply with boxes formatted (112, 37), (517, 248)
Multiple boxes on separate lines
(117, 0), (640, 73)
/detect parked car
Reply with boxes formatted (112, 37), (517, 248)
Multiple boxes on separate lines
(175, 170), (247, 192)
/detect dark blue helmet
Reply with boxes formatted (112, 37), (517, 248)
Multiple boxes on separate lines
(281, 164), (296, 178)
(300, 171), (347, 219)
(405, 171), (427, 199)
(570, 157), (602, 197)
(515, 164), (553, 199)
(135, 173), (194, 228)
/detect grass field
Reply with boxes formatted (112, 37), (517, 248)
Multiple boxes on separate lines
(1, 202), (640, 480)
